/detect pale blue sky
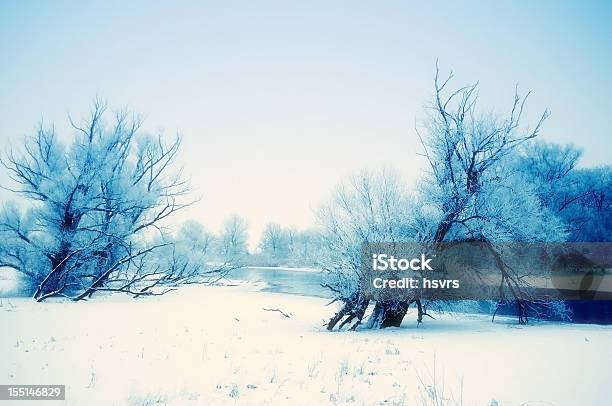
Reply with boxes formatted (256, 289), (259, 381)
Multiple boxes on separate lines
(1, 1), (611, 243)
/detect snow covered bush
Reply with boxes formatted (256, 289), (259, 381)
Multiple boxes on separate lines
(317, 169), (417, 329)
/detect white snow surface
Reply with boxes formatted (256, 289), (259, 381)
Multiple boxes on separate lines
(0, 284), (610, 405)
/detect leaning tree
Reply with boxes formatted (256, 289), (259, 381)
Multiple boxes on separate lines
(321, 64), (568, 330)
(0, 100), (202, 301)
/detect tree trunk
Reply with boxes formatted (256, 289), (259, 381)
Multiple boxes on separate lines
(367, 300), (410, 329)
(34, 243), (71, 300)
(327, 294), (370, 331)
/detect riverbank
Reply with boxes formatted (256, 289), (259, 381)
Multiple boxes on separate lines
(1, 284), (610, 405)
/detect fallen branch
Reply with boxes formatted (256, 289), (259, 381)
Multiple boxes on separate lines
(263, 308), (292, 318)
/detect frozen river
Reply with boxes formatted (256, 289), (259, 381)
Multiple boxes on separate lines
(227, 266), (331, 298)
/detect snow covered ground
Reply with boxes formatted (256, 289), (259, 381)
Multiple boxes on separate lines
(0, 269), (20, 297)
(1, 284), (610, 405)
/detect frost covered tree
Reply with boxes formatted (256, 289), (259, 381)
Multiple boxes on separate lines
(256, 225), (323, 266)
(290, 229), (323, 265)
(217, 214), (249, 260)
(411, 64), (567, 323)
(176, 220), (216, 256)
(0, 100), (195, 301)
(259, 222), (290, 259)
(519, 141), (612, 242)
(564, 167), (612, 241)
(322, 64), (568, 329)
(152, 220), (237, 284)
